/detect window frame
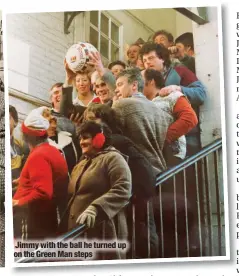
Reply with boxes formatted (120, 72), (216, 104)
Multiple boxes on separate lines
(87, 11), (123, 64)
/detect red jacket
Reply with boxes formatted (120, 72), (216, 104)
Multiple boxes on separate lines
(166, 96), (198, 143)
(14, 143), (68, 207)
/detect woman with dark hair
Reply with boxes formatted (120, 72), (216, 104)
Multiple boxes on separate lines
(66, 121), (132, 260)
(84, 103), (155, 200)
(108, 60), (126, 78)
(83, 103), (159, 258)
(73, 71), (100, 107)
(83, 102), (121, 134)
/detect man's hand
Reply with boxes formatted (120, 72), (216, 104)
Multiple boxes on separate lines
(70, 112), (82, 126)
(168, 46), (180, 59)
(159, 85), (181, 97)
(87, 51), (105, 76)
(64, 58), (76, 86)
(168, 46), (178, 54)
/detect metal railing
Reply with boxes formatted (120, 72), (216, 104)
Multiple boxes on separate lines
(16, 138), (224, 263)
(154, 138), (224, 258)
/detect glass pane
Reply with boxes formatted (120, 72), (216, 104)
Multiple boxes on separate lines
(101, 13), (109, 35)
(111, 43), (119, 61)
(111, 22), (119, 43)
(90, 27), (98, 50)
(90, 11), (98, 27)
(101, 56), (109, 68)
(100, 36), (109, 59)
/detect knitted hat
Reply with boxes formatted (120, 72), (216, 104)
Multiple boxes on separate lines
(21, 107), (50, 137)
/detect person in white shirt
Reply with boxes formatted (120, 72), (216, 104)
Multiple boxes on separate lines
(73, 71), (100, 107)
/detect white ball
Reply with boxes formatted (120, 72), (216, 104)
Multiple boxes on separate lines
(65, 42), (98, 73)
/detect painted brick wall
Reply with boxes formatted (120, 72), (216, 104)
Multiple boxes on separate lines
(7, 12), (74, 104)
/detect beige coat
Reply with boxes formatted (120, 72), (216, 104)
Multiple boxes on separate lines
(67, 147), (132, 260)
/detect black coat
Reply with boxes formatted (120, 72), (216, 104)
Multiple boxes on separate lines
(111, 134), (159, 258)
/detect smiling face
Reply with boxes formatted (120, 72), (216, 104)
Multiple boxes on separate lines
(127, 45), (140, 64)
(142, 51), (164, 72)
(50, 85), (62, 111)
(79, 133), (96, 156)
(75, 73), (91, 96)
(95, 80), (113, 103)
(115, 76), (135, 99)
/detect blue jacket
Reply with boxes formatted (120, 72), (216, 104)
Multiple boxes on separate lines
(164, 65), (207, 152)
(164, 65), (206, 107)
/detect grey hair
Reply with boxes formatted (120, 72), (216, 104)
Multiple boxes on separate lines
(118, 67), (144, 92)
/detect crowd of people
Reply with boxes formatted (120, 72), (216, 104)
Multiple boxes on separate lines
(10, 29), (207, 260)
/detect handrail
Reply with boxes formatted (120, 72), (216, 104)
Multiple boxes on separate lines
(156, 138), (222, 186)
(16, 138), (222, 263)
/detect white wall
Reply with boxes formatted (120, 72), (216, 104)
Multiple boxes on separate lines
(128, 8), (177, 39)
(192, 7), (221, 146)
(175, 11), (193, 38)
(124, 9), (193, 42)
(7, 12), (74, 104)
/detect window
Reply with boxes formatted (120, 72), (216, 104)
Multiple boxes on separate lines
(89, 11), (121, 64)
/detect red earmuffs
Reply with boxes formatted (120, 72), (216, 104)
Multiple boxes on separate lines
(92, 132), (106, 149)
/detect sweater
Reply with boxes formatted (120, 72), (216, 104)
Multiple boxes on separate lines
(164, 65), (206, 106)
(112, 93), (169, 174)
(14, 143), (68, 207)
(180, 55), (196, 74)
(153, 92), (198, 160)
